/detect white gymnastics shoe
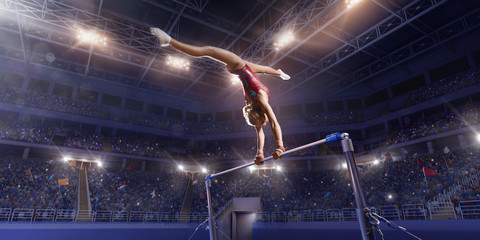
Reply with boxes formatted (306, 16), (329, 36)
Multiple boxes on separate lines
(150, 27), (171, 47)
(277, 69), (290, 80)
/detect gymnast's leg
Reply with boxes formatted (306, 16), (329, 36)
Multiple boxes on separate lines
(150, 27), (244, 71)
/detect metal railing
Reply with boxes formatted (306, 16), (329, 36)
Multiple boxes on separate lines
(130, 211), (146, 222)
(189, 212), (208, 222)
(34, 209), (56, 222)
(0, 202), (476, 223)
(175, 212), (189, 222)
(160, 212), (175, 222)
(379, 205), (401, 220)
(145, 212), (160, 222)
(342, 208), (357, 221)
(112, 211), (129, 222)
(0, 208), (12, 221)
(428, 201), (456, 220)
(459, 200), (480, 219)
(94, 210), (112, 222)
(255, 212), (271, 222)
(271, 212), (287, 222)
(55, 209), (76, 222)
(402, 204), (427, 220)
(312, 209), (326, 222)
(11, 209), (34, 222)
(288, 211), (298, 222)
(326, 209), (341, 221)
(297, 210), (312, 222)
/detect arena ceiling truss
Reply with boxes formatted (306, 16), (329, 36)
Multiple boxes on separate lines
(0, 0), (478, 107)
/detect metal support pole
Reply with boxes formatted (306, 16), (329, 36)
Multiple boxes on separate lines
(341, 138), (376, 240)
(205, 179), (217, 240)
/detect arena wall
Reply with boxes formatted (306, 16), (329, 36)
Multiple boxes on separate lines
(1, 219), (480, 240)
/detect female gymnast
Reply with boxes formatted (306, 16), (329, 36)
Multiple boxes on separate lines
(150, 27), (290, 165)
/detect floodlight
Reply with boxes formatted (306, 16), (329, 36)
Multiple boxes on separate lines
(77, 29), (107, 45)
(166, 56), (190, 70)
(273, 31), (295, 51)
(345, 0), (362, 9)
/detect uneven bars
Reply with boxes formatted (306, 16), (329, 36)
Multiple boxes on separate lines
(206, 132), (349, 180)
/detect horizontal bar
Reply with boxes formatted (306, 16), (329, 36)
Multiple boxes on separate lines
(206, 132), (348, 179)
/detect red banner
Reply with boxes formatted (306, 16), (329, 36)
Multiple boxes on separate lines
(423, 167), (438, 176)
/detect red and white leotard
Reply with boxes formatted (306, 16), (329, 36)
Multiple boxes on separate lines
(230, 64), (269, 103)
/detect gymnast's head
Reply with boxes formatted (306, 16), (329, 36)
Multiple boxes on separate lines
(243, 103), (268, 127)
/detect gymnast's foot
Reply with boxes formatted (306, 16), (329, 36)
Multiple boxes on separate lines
(277, 69), (290, 80)
(254, 152), (264, 166)
(150, 27), (171, 47)
(273, 145), (285, 160)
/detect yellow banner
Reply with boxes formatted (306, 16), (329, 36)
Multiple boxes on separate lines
(58, 178), (69, 186)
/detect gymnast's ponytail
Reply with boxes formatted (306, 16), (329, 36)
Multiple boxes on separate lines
(243, 103), (266, 127)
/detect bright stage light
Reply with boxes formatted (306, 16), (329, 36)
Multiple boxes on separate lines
(97, 161), (103, 167)
(178, 165), (184, 171)
(373, 159), (379, 165)
(388, 194), (393, 200)
(476, 134), (480, 143)
(276, 165), (282, 172)
(273, 31), (295, 51)
(345, 0), (362, 9)
(201, 167), (207, 173)
(63, 156), (71, 162)
(342, 163), (347, 169)
(77, 29), (108, 45)
(166, 56), (190, 70)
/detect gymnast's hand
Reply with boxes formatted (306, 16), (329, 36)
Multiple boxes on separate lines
(254, 152), (264, 166)
(273, 145), (286, 160)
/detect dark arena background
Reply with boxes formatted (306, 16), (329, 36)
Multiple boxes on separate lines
(1, 0), (480, 239)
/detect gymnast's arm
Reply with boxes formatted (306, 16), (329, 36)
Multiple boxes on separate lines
(257, 91), (283, 148)
(245, 61), (282, 76)
(255, 125), (265, 162)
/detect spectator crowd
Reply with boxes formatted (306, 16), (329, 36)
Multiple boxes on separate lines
(406, 69), (480, 106)
(0, 146), (478, 219)
(0, 157), (77, 210)
(0, 68), (479, 217)
(190, 147), (479, 214)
